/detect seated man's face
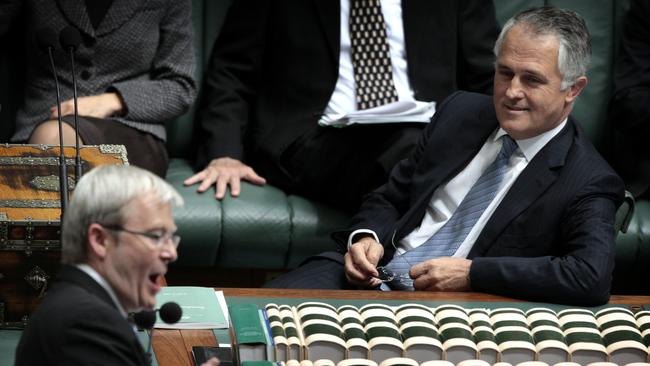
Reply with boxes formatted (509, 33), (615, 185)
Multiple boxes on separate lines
(103, 194), (178, 311)
(493, 24), (577, 140)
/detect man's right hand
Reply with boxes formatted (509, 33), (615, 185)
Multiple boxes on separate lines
(344, 236), (384, 288)
(184, 157), (267, 199)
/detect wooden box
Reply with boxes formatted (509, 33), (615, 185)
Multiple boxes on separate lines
(0, 144), (127, 327)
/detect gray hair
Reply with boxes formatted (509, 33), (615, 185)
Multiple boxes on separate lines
(493, 6), (591, 90)
(61, 165), (183, 264)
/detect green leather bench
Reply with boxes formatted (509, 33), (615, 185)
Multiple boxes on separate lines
(0, 0), (647, 293)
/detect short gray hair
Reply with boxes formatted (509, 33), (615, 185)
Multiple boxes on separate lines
(493, 6), (591, 90)
(61, 165), (183, 264)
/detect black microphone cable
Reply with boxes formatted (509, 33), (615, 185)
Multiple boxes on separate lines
(36, 28), (68, 222)
(133, 302), (183, 366)
(59, 26), (83, 181)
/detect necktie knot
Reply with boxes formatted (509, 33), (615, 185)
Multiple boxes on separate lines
(500, 135), (518, 160)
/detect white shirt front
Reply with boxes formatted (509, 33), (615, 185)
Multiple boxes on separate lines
(320, 0), (417, 123)
(349, 119), (568, 258)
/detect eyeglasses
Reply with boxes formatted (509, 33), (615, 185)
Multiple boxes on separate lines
(102, 225), (180, 249)
(376, 266), (413, 287)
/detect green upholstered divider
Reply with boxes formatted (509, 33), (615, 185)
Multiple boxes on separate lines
(0, 330), (20, 366)
(166, 159), (223, 267)
(286, 196), (353, 268)
(217, 183), (292, 269)
(612, 201), (650, 294)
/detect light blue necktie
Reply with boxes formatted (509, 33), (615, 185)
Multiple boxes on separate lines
(382, 135), (518, 290)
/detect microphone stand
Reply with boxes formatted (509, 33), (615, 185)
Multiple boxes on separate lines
(146, 327), (154, 366)
(46, 46), (68, 222)
(67, 46), (82, 180)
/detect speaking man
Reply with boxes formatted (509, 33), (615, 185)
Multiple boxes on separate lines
(15, 165), (217, 365)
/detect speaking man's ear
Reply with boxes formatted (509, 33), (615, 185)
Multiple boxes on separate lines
(87, 223), (112, 259)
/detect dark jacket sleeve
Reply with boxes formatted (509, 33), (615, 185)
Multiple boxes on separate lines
(470, 171), (624, 306)
(331, 93), (462, 249)
(194, 0), (271, 168)
(111, 0), (197, 124)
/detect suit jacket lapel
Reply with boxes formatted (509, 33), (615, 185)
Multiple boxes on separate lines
(95, 0), (142, 36)
(57, 0), (94, 37)
(57, 0), (141, 38)
(469, 121), (575, 257)
(313, 0), (340, 64)
(395, 105), (498, 240)
(57, 265), (148, 364)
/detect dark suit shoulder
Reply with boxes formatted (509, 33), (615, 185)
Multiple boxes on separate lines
(437, 91), (493, 113)
(16, 269), (146, 366)
(567, 120), (624, 188)
(422, 91), (497, 143)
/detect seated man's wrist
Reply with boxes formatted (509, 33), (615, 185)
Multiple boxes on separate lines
(347, 229), (379, 250)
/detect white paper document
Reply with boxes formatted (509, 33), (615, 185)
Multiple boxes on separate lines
(319, 100), (436, 127)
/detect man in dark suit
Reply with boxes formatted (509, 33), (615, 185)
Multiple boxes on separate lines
(265, 7), (625, 306)
(185, 0), (500, 211)
(15, 166), (218, 366)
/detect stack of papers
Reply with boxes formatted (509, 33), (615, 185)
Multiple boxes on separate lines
(319, 100), (436, 127)
(154, 286), (229, 329)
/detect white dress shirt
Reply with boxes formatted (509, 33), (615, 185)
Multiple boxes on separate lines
(349, 119), (568, 258)
(320, 0), (419, 123)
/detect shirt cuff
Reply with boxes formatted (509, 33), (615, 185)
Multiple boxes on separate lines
(347, 229), (380, 250)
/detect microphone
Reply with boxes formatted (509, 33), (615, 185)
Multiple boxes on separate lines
(133, 309), (157, 329)
(159, 302), (183, 324)
(134, 302), (183, 366)
(59, 27), (83, 181)
(36, 28), (68, 222)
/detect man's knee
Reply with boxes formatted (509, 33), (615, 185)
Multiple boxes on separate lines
(29, 120), (81, 145)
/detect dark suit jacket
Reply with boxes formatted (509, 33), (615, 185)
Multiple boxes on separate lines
(335, 92), (625, 306)
(195, 0), (500, 168)
(15, 265), (148, 366)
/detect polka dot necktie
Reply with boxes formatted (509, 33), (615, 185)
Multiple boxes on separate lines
(349, 0), (399, 110)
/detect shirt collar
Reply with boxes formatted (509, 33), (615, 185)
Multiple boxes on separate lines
(494, 118), (568, 162)
(76, 263), (128, 319)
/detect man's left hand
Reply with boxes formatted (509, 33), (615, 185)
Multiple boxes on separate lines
(410, 257), (472, 291)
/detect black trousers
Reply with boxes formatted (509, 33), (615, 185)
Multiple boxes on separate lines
(263, 251), (361, 290)
(252, 123), (424, 212)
